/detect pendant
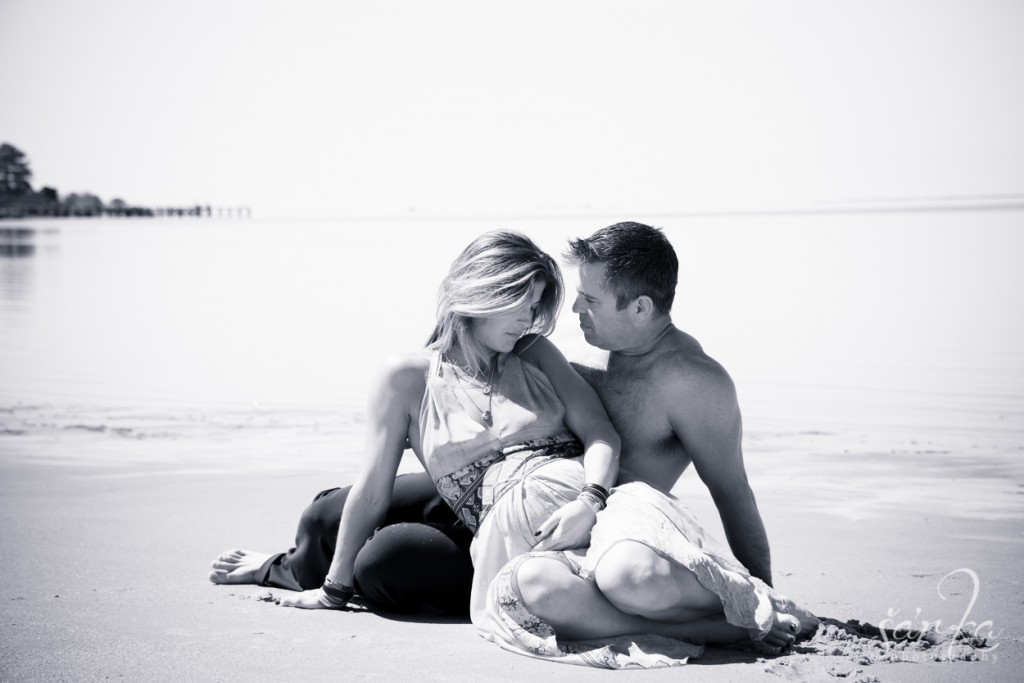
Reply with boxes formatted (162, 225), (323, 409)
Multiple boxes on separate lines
(482, 410), (492, 425)
(483, 385), (491, 395)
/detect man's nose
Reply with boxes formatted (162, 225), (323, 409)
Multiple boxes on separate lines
(571, 295), (584, 313)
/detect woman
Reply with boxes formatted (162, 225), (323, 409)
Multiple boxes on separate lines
(277, 231), (617, 618)
(277, 231), (806, 666)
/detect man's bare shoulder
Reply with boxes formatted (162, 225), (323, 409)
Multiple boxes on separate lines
(651, 329), (737, 405)
(566, 341), (608, 371)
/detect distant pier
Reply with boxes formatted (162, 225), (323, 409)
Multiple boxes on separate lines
(145, 205), (253, 219)
(87, 204), (251, 218)
(0, 204), (252, 219)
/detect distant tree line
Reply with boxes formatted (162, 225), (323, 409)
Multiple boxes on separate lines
(0, 142), (248, 219)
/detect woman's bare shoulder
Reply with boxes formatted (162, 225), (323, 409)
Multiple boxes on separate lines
(514, 334), (562, 364)
(374, 350), (431, 393)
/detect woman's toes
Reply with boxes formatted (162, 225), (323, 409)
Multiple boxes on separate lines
(779, 613), (800, 633)
(763, 613), (800, 648)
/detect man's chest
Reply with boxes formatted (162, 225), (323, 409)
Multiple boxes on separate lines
(580, 364), (672, 445)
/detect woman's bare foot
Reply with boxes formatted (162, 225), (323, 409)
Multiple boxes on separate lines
(760, 611), (802, 651)
(770, 593), (820, 639)
(726, 610), (799, 655)
(208, 549), (272, 584)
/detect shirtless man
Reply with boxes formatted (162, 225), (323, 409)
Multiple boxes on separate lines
(510, 222), (791, 641)
(210, 222), (777, 627)
(567, 222), (770, 583)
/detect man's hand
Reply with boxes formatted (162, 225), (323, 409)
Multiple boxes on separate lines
(532, 499), (597, 551)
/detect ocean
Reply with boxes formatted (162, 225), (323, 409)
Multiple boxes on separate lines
(1, 212), (1022, 509)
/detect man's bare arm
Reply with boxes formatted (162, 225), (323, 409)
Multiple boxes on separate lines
(666, 363), (773, 586)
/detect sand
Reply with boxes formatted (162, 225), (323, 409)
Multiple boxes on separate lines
(1, 414), (1021, 682)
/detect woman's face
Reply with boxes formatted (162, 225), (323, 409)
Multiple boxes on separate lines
(471, 281), (546, 355)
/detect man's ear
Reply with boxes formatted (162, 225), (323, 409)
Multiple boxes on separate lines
(633, 295), (655, 320)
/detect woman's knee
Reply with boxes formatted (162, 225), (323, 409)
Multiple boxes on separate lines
(514, 557), (581, 624)
(594, 541), (675, 616)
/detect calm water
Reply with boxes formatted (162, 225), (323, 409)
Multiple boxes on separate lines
(1, 213), (1023, 477)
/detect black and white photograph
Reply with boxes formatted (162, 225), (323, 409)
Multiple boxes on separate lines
(1, 2), (1021, 681)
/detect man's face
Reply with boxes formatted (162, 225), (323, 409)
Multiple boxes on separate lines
(571, 262), (632, 351)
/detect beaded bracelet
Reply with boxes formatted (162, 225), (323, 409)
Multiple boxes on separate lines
(318, 576), (355, 609)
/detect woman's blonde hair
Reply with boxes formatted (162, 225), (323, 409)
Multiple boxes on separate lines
(427, 231), (563, 375)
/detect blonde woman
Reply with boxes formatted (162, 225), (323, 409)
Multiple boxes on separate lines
(278, 231), (618, 624)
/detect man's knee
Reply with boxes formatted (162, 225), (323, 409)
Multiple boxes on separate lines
(594, 542), (673, 616)
(297, 489), (344, 539)
(354, 523), (471, 614)
(354, 524), (411, 578)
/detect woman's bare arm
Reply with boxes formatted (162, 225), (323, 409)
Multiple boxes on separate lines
(519, 335), (619, 549)
(280, 356), (426, 608)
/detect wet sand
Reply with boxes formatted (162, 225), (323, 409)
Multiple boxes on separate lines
(1, 417), (1021, 682)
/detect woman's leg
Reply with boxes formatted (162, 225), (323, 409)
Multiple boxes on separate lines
(514, 555), (799, 650)
(593, 540), (724, 622)
(592, 540), (817, 638)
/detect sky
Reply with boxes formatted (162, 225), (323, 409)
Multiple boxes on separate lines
(1, 0), (1022, 218)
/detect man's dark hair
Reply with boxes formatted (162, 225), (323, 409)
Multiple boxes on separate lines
(565, 222), (678, 314)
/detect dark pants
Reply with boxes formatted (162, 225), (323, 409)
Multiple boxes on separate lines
(254, 471), (474, 615)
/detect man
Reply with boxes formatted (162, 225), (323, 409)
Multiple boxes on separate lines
(508, 222), (780, 641)
(210, 221), (771, 616)
(564, 222), (771, 585)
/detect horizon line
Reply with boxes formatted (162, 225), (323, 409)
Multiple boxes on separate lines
(4, 192), (1023, 223)
(256, 193), (1024, 222)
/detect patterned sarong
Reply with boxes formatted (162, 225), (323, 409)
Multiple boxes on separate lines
(433, 433), (583, 532)
(435, 434), (586, 627)
(482, 482), (794, 668)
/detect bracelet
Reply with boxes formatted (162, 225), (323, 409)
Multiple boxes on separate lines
(580, 483), (609, 509)
(577, 490), (606, 514)
(318, 576), (355, 609)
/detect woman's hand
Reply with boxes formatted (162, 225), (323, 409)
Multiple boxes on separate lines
(532, 499), (597, 551)
(278, 588), (346, 610)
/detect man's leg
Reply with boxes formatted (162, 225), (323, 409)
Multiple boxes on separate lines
(353, 521), (473, 615)
(209, 471), (447, 590)
(209, 485), (341, 589)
